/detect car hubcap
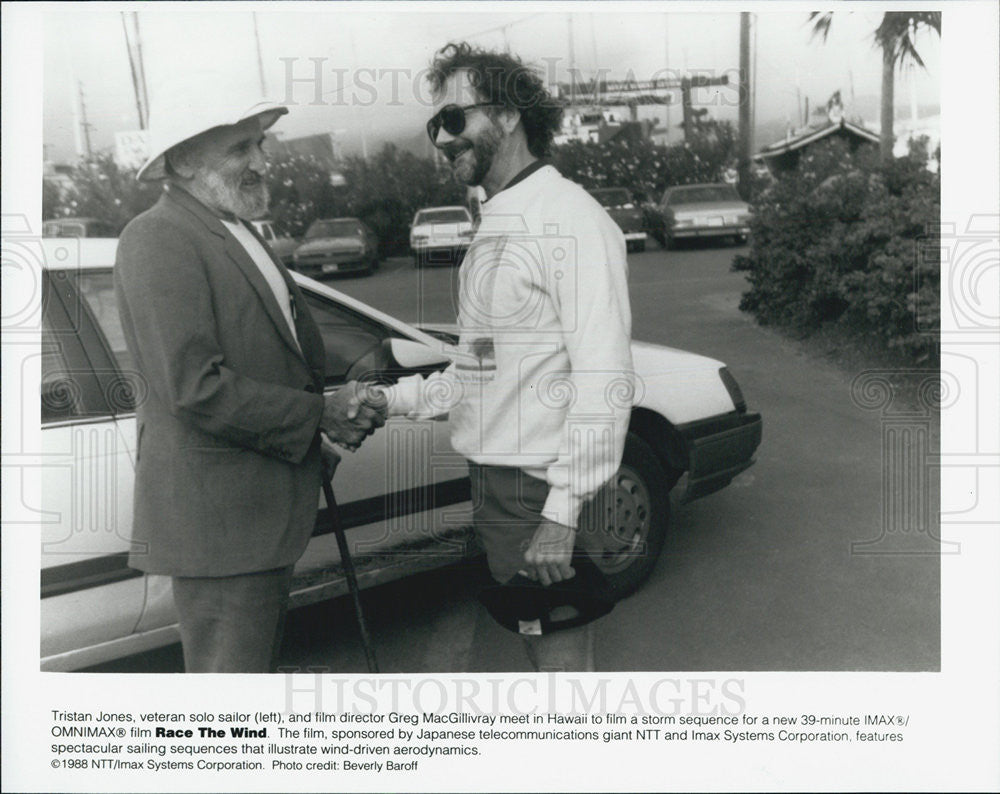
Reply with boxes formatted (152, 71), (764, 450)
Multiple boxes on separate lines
(596, 464), (652, 574)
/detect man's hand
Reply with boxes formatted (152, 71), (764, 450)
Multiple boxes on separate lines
(321, 381), (387, 450)
(522, 519), (577, 587)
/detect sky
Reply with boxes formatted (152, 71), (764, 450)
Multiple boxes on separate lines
(42, 2), (941, 163)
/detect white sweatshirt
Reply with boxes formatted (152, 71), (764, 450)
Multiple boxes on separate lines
(386, 165), (634, 528)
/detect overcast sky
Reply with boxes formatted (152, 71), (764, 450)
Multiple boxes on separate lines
(43, 2), (941, 163)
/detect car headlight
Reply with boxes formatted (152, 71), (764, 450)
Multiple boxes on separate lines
(718, 367), (746, 413)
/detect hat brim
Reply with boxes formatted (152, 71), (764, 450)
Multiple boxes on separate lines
(136, 104), (288, 182)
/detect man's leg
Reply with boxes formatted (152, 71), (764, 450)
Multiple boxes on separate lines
(171, 566), (294, 673)
(471, 465), (602, 673)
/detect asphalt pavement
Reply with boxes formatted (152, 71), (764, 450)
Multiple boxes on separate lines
(93, 241), (940, 673)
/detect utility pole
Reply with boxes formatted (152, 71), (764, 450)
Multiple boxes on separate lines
(78, 81), (93, 157)
(737, 11), (752, 199)
(663, 14), (671, 139)
(253, 12), (268, 97)
(681, 77), (692, 142)
(348, 30), (368, 160)
(132, 13), (150, 129)
(795, 64), (802, 128)
(589, 13), (600, 105)
(121, 12), (146, 129)
(751, 13), (757, 152)
(567, 14), (576, 103)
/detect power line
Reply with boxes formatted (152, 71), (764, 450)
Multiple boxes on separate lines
(461, 13), (544, 42)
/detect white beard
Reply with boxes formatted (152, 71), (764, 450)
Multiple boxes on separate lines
(200, 169), (270, 220)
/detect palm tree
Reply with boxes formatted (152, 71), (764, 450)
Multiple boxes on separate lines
(809, 11), (941, 164)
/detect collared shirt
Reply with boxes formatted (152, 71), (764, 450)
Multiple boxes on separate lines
(220, 219), (300, 350)
(490, 159), (548, 200)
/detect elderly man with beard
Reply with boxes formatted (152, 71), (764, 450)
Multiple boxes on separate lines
(114, 96), (385, 673)
(380, 43), (634, 672)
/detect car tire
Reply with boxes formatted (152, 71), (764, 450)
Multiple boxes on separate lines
(634, 240), (646, 253)
(579, 431), (670, 600)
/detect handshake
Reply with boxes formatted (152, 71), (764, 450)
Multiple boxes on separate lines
(320, 380), (389, 452)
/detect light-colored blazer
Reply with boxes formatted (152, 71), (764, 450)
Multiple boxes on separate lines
(114, 185), (327, 576)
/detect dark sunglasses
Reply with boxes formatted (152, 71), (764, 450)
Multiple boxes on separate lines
(426, 103), (500, 143)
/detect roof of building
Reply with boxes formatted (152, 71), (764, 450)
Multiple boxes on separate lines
(758, 117), (880, 160)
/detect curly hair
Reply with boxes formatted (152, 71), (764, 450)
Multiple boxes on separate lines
(428, 42), (564, 158)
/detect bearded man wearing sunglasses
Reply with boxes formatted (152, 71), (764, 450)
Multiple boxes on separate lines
(383, 42), (634, 672)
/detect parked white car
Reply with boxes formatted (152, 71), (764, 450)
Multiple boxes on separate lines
(409, 206), (475, 267)
(39, 239), (761, 671)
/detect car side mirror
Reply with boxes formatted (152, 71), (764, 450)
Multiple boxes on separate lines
(384, 337), (451, 370)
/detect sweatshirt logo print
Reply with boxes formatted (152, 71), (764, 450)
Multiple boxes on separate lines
(455, 336), (496, 381)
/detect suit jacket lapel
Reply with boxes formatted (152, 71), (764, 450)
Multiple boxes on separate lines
(165, 186), (324, 382)
(240, 220), (326, 386)
(220, 232), (307, 360)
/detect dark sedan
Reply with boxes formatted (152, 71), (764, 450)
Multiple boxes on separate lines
(292, 218), (379, 277)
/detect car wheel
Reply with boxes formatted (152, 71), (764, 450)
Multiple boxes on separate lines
(579, 431), (669, 599)
(634, 240), (646, 253)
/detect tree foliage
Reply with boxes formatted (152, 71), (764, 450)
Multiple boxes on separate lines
(43, 154), (161, 234)
(551, 122), (736, 202)
(733, 137), (940, 365)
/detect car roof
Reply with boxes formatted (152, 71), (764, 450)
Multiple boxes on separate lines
(664, 183), (730, 192)
(415, 206), (469, 215)
(41, 238), (120, 270)
(38, 238), (447, 352)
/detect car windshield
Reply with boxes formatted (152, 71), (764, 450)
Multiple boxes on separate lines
(590, 189), (631, 208)
(416, 209), (469, 224)
(666, 185), (740, 206)
(305, 220), (362, 239)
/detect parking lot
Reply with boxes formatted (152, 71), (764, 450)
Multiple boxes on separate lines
(91, 241), (940, 673)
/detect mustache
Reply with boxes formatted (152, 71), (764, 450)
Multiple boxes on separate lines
(439, 141), (472, 162)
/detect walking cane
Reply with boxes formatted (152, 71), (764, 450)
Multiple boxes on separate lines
(321, 456), (380, 674)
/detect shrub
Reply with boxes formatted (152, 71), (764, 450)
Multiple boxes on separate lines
(265, 144), (465, 256)
(44, 154), (161, 234)
(733, 137), (940, 365)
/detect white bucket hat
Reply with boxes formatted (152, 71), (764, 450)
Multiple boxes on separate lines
(137, 77), (288, 181)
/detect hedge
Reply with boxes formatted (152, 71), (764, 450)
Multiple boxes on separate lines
(732, 137), (940, 366)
